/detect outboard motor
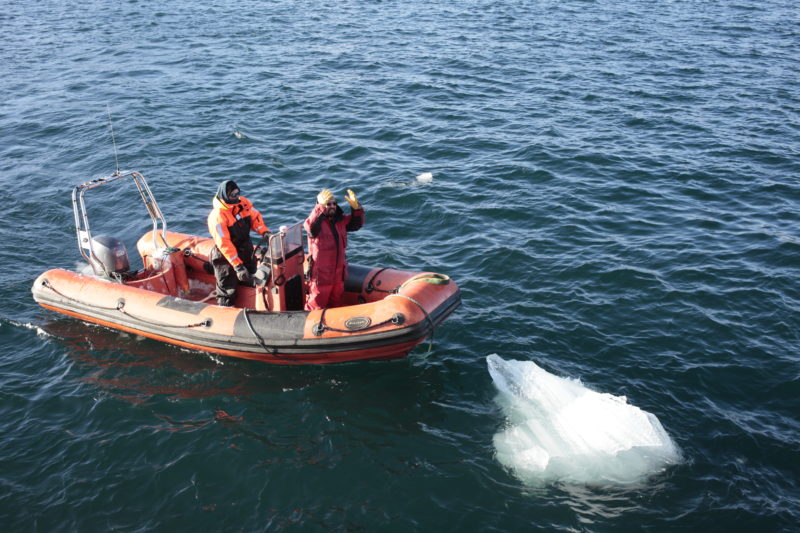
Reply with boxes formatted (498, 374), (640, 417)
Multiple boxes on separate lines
(89, 235), (130, 275)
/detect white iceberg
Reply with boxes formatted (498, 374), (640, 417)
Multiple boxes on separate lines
(414, 172), (433, 184)
(487, 354), (681, 486)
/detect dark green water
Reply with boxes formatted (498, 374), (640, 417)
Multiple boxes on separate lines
(1, 0), (799, 530)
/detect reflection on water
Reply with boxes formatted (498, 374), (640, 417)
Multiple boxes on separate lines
(37, 316), (446, 427)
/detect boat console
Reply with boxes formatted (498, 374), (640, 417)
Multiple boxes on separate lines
(253, 223), (305, 312)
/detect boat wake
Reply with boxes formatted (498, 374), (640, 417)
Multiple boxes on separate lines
(487, 354), (681, 486)
(5, 319), (52, 339)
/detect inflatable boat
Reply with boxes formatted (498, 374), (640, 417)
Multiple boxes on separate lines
(32, 170), (461, 364)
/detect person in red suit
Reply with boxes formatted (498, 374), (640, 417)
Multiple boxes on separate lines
(303, 188), (364, 310)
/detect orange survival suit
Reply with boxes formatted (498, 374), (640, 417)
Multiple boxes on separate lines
(207, 180), (269, 306)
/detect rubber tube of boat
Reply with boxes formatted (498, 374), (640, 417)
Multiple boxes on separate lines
(159, 255), (178, 297)
(166, 248), (190, 297)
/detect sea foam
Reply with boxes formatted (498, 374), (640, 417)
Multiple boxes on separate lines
(487, 354), (680, 486)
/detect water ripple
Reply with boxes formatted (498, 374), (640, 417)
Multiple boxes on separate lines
(2, 0), (799, 530)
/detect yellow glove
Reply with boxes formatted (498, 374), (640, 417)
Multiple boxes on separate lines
(344, 189), (360, 209)
(317, 189), (334, 205)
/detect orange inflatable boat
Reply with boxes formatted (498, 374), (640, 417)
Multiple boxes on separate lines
(31, 171), (460, 364)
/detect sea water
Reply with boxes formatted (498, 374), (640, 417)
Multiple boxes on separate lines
(2, 0), (799, 529)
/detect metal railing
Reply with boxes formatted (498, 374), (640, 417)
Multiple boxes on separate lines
(72, 170), (168, 276)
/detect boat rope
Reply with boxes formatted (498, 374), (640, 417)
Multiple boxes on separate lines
(241, 308), (275, 353)
(114, 302), (211, 329)
(387, 293), (436, 355)
(366, 268), (393, 293)
(312, 308), (404, 336)
(241, 308), (313, 365)
(40, 278), (210, 329)
(41, 279), (123, 311)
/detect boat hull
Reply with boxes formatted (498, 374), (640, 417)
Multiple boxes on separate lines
(32, 234), (461, 364)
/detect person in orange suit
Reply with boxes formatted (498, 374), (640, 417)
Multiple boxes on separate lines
(303, 188), (364, 310)
(207, 180), (269, 306)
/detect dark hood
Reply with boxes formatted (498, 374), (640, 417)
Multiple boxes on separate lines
(216, 180), (240, 205)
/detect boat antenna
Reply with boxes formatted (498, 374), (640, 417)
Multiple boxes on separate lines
(106, 104), (120, 175)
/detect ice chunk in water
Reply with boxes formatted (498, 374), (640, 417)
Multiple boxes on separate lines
(415, 172), (433, 184)
(487, 354), (680, 486)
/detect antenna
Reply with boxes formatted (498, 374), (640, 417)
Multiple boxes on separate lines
(106, 104), (120, 174)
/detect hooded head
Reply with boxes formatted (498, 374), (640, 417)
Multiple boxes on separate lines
(216, 180), (240, 205)
(317, 188), (340, 218)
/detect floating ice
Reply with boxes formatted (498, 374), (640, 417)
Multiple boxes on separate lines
(487, 354), (680, 486)
(415, 172), (433, 184)
(385, 171), (434, 188)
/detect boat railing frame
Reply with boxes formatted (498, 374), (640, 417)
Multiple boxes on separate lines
(265, 223), (303, 265)
(73, 170), (169, 277)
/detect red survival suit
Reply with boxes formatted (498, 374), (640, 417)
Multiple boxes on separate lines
(303, 203), (364, 310)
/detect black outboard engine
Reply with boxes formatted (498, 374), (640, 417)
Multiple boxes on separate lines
(89, 235), (130, 276)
